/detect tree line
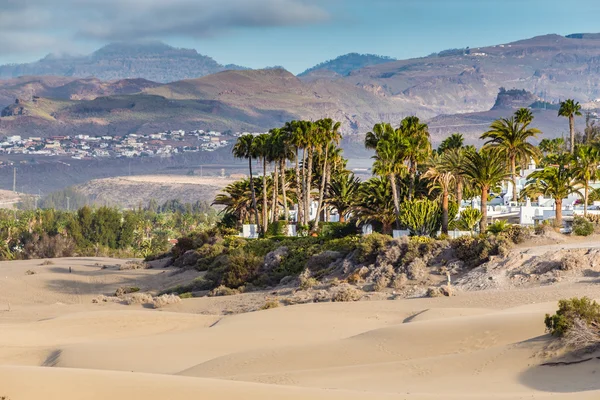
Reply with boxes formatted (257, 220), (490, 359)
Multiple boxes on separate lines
(222, 98), (599, 236)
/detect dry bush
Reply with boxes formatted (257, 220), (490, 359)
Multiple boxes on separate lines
(261, 299), (280, 310)
(562, 318), (600, 350)
(124, 293), (154, 305)
(299, 276), (318, 291)
(208, 285), (238, 297)
(119, 260), (149, 270)
(22, 233), (76, 259)
(332, 285), (362, 302)
(152, 294), (181, 308)
(40, 260), (54, 266)
(328, 278), (341, 287)
(406, 258), (427, 280)
(373, 276), (390, 292)
(115, 286), (140, 297)
(92, 295), (120, 303)
(391, 273), (408, 289)
(25, 269), (36, 275)
(426, 287), (443, 297)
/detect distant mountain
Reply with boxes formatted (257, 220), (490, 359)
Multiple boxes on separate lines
(298, 53), (396, 78)
(0, 41), (248, 83)
(0, 69), (410, 137)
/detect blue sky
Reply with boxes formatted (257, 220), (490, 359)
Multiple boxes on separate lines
(2, 0), (600, 74)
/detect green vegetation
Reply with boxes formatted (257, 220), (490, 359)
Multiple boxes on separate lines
(545, 297), (600, 337)
(572, 216), (594, 236)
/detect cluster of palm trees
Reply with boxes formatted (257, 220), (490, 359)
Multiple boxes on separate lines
(220, 97), (599, 237)
(224, 118), (343, 235)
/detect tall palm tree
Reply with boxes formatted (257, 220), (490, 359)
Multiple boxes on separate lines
(253, 133), (271, 233)
(572, 145), (600, 216)
(365, 122), (394, 150)
(558, 99), (582, 154)
(212, 179), (255, 225)
(461, 149), (510, 232)
(285, 120), (310, 224)
(437, 133), (464, 154)
(423, 154), (455, 234)
(271, 128), (294, 223)
(481, 113), (541, 202)
(314, 118), (342, 230)
(439, 147), (470, 207)
(523, 164), (582, 227)
(326, 173), (360, 223)
(539, 137), (566, 156)
(372, 130), (408, 227)
(399, 116), (431, 200)
(232, 134), (260, 230)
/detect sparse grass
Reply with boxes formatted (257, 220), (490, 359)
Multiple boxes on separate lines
(299, 276), (318, 291)
(115, 286), (141, 297)
(25, 269), (36, 275)
(208, 285), (238, 297)
(152, 294), (181, 308)
(120, 260), (148, 270)
(332, 285), (361, 302)
(40, 260), (54, 266)
(261, 299), (280, 310)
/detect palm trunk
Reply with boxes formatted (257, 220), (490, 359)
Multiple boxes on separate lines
(305, 147), (314, 225)
(295, 149), (303, 224)
(248, 158), (260, 231)
(314, 147), (329, 230)
(301, 148), (308, 224)
(280, 159), (289, 223)
(409, 162), (416, 201)
(262, 157), (268, 234)
(570, 115), (575, 154)
(511, 154), (517, 203)
(457, 178), (463, 207)
(480, 186), (488, 233)
(442, 189), (449, 235)
(271, 164), (279, 224)
(584, 180), (589, 217)
(389, 173), (401, 229)
(556, 198), (563, 228)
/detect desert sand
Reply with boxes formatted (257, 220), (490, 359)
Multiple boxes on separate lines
(1, 256), (600, 399)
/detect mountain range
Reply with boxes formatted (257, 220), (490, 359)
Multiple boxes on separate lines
(1, 34), (600, 140)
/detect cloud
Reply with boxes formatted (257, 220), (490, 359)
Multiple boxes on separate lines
(0, 0), (328, 55)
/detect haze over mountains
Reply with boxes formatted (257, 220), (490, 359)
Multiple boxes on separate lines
(1, 33), (600, 140)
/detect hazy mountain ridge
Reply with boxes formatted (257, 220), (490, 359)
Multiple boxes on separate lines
(0, 41), (248, 83)
(298, 53), (396, 78)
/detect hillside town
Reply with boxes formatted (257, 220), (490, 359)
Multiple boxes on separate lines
(0, 129), (260, 159)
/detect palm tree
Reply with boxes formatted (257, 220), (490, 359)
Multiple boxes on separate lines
(515, 108), (534, 124)
(572, 145), (600, 216)
(232, 134), (260, 230)
(326, 173), (360, 223)
(213, 179), (256, 225)
(437, 133), (464, 154)
(461, 149), (510, 232)
(558, 99), (582, 154)
(285, 120), (310, 224)
(399, 116), (431, 200)
(271, 128), (294, 222)
(253, 133), (271, 233)
(423, 154), (455, 234)
(314, 118), (341, 229)
(356, 177), (397, 234)
(439, 147), (470, 207)
(365, 122), (394, 150)
(523, 164), (582, 227)
(481, 113), (541, 202)
(372, 130), (408, 227)
(539, 138), (566, 156)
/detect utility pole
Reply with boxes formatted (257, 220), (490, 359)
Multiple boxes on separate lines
(12, 167), (16, 193)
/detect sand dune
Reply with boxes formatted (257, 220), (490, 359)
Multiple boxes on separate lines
(1, 257), (600, 399)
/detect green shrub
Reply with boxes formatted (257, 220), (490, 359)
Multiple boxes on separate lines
(320, 222), (359, 239)
(456, 207), (482, 232)
(355, 233), (391, 264)
(221, 252), (263, 289)
(179, 292), (193, 299)
(452, 234), (511, 269)
(266, 220), (287, 237)
(398, 199), (441, 237)
(573, 216), (594, 237)
(299, 276), (318, 290)
(545, 297), (600, 337)
(486, 220), (510, 234)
